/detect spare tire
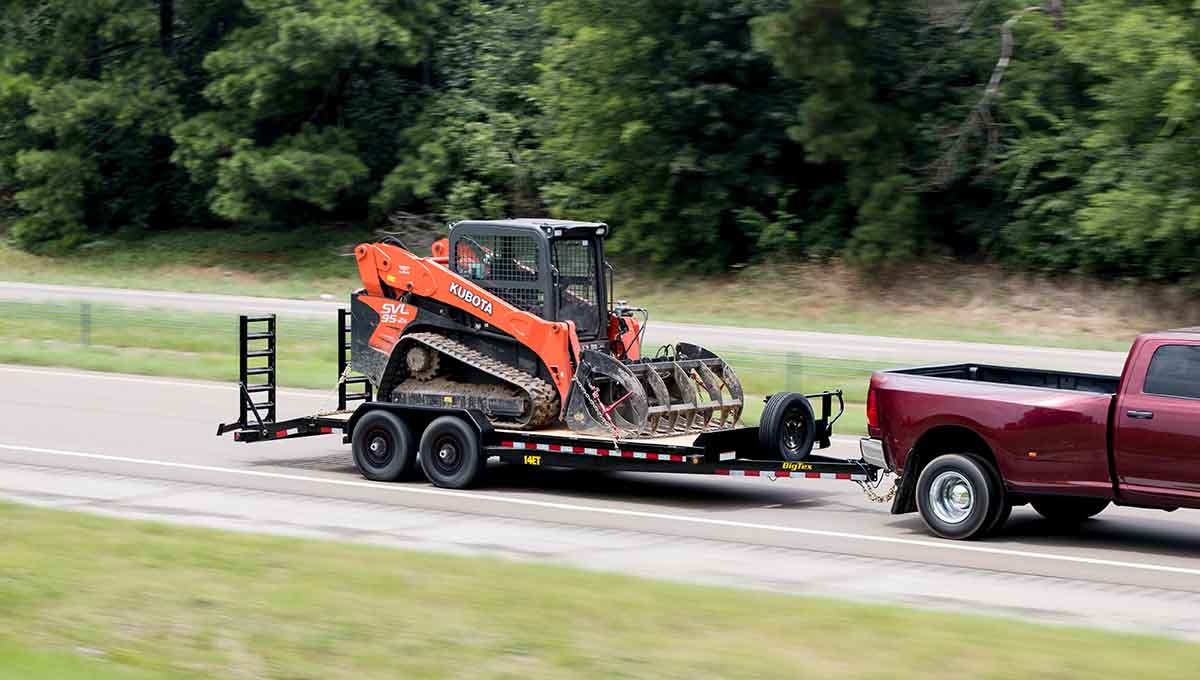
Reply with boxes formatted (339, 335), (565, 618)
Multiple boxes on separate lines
(759, 393), (817, 461)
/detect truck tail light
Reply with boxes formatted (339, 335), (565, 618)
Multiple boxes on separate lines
(866, 385), (879, 430)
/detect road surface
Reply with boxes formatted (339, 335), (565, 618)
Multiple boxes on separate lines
(0, 281), (1129, 372)
(3, 365), (1200, 639)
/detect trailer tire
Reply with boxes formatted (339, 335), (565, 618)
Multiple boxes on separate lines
(1031, 497), (1109, 526)
(916, 453), (1002, 540)
(419, 416), (484, 489)
(760, 393), (816, 462)
(352, 411), (416, 482)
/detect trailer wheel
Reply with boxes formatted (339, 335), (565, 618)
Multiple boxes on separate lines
(352, 411), (416, 482)
(759, 393), (816, 461)
(916, 453), (1002, 540)
(419, 416), (484, 489)
(1031, 497), (1109, 526)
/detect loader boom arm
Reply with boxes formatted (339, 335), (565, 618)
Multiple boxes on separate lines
(353, 242), (580, 402)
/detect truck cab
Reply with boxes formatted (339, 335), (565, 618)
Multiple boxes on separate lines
(1111, 331), (1200, 507)
(862, 329), (1200, 540)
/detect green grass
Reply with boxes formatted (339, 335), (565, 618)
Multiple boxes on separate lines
(0, 229), (1165, 350)
(0, 227), (366, 299)
(0, 300), (874, 433)
(2, 500), (1198, 679)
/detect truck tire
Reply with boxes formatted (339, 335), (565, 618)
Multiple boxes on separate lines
(352, 410), (416, 482)
(916, 453), (1003, 540)
(419, 415), (484, 489)
(1031, 497), (1109, 525)
(987, 502), (1013, 536)
(759, 393), (816, 462)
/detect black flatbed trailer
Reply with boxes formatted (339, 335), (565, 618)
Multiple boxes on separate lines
(216, 313), (881, 489)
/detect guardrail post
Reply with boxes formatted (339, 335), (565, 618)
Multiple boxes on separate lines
(80, 303), (91, 346)
(786, 352), (800, 392)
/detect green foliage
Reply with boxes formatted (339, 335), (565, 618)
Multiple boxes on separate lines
(1, 0), (185, 248)
(1, 0), (1198, 282)
(374, 0), (547, 222)
(12, 150), (92, 247)
(1000, 0), (1200, 279)
(536, 0), (805, 270)
(172, 0), (433, 226)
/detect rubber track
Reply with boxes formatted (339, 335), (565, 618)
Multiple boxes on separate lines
(396, 332), (560, 429)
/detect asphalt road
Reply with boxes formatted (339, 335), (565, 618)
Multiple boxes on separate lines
(0, 281), (1129, 373)
(4, 365), (1200, 638)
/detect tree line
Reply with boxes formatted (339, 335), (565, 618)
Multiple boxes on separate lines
(1, 1), (1197, 279)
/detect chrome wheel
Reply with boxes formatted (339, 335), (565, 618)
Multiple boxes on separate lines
(928, 471), (974, 524)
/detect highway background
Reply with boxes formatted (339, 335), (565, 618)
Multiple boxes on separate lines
(3, 285), (1192, 640)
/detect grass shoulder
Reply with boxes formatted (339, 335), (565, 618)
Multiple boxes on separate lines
(2, 500), (1196, 679)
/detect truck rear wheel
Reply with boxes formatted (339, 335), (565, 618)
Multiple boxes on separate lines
(1031, 497), (1109, 525)
(759, 393), (816, 462)
(419, 416), (484, 489)
(352, 411), (416, 482)
(916, 453), (1003, 540)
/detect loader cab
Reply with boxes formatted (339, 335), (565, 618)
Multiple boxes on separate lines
(448, 219), (609, 341)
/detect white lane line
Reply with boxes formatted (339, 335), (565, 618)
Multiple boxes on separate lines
(3, 442), (1200, 578)
(0, 365), (325, 399)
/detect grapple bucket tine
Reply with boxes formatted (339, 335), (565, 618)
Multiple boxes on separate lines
(694, 362), (724, 431)
(670, 362), (699, 432)
(641, 366), (672, 435)
(564, 350), (649, 437)
(722, 362), (744, 425)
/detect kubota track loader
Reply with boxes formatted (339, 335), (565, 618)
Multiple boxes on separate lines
(349, 218), (744, 438)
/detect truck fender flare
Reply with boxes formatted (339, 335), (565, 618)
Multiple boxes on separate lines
(894, 423), (999, 514)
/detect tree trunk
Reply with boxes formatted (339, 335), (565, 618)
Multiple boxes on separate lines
(159, 0), (174, 55)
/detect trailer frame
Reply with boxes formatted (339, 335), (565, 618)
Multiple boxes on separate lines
(216, 313), (881, 488)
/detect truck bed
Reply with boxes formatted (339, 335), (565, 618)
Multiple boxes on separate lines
(890, 363), (1119, 395)
(871, 364), (1117, 496)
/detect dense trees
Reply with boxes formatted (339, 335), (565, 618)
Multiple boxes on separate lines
(1, 0), (1197, 280)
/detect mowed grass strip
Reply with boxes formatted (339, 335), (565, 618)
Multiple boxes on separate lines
(1, 501), (1197, 679)
(0, 301), (877, 433)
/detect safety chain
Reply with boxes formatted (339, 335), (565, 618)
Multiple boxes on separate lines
(571, 373), (623, 446)
(317, 364), (356, 416)
(856, 475), (898, 504)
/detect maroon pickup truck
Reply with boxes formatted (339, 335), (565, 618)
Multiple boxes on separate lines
(860, 330), (1200, 540)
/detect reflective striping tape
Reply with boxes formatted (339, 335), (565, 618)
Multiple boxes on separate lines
(497, 440), (685, 462)
(717, 469), (868, 481)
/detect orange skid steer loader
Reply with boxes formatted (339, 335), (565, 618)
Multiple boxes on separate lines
(349, 219), (744, 438)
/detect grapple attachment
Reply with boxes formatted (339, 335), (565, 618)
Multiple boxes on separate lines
(564, 343), (744, 439)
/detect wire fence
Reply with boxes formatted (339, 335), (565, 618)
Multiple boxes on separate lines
(0, 300), (890, 399)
